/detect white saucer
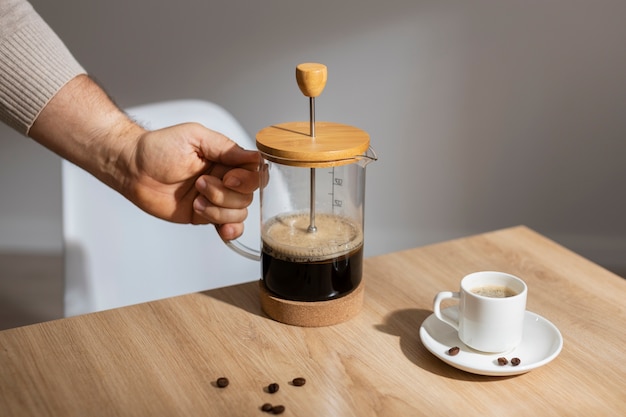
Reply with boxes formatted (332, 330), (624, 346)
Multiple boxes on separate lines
(419, 306), (563, 376)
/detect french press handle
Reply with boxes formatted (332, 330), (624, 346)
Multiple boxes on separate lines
(223, 232), (261, 261)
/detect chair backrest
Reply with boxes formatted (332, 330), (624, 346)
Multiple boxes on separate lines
(62, 100), (260, 316)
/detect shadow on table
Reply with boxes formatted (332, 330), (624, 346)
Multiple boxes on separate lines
(203, 283), (519, 382)
(200, 280), (268, 318)
(375, 308), (516, 382)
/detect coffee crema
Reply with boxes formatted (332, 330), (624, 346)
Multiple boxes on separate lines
(261, 212), (363, 301)
(471, 285), (517, 298)
(262, 212), (363, 261)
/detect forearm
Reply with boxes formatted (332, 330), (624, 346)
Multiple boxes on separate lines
(29, 74), (145, 198)
(0, 1), (140, 200)
(0, 0), (86, 133)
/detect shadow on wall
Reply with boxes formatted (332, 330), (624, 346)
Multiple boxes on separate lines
(0, 252), (64, 330)
(21, 0), (626, 271)
(63, 241), (93, 317)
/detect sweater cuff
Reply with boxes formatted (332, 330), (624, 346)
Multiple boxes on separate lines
(0, 15), (86, 135)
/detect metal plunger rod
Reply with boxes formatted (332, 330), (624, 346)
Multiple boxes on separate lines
(296, 63), (327, 234)
(308, 167), (317, 233)
(309, 97), (316, 137)
(308, 97), (317, 232)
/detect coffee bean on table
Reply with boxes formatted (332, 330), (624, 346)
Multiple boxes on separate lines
(511, 357), (521, 366)
(267, 382), (280, 393)
(447, 346), (460, 356)
(292, 377), (306, 386)
(261, 403), (273, 412)
(216, 377), (229, 388)
(271, 405), (286, 414)
(497, 357), (508, 366)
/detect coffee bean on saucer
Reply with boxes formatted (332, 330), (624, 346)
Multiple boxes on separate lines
(447, 346), (460, 356)
(292, 377), (306, 386)
(267, 382), (280, 393)
(497, 357), (509, 366)
(511, 357), (521, 366)
(216, 377), (229, 388)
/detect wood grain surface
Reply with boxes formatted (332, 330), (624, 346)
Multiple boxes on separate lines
(255, 122), (370, 167)
(1, 226), (624, 416)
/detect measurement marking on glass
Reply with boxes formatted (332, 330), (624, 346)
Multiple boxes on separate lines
(330, 168), (343, 209)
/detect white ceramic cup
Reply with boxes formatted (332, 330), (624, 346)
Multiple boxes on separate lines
(433, 271), (528, 353)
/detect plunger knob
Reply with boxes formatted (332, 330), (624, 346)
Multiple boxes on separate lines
(296, 63), (328, 98)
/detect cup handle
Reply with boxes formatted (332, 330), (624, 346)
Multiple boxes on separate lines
(433, 291), (460, 330)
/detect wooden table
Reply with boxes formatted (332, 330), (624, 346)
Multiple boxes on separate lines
(1, 226), (625, 416)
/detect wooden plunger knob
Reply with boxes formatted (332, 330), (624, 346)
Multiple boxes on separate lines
(296, 63), (328, 98)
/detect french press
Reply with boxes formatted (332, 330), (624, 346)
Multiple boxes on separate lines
(227, 63), (376, 326)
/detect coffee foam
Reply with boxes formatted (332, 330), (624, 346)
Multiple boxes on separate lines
(262, 212), (363, 262)
(471, 285), (517, 298)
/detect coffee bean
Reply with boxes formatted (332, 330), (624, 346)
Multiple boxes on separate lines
(292, 377), (306, 386)
(261, 403), (273, 412)
(511, 357), (521, 366)
(267, 382), (280, 393)
(447, 346), (460, 356)
(497, 357), (508, 366)
(216, 377), (229, 388)
(272, 405), (286, 414)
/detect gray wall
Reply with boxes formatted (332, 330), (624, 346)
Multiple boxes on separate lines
(1, 0), (625, 270)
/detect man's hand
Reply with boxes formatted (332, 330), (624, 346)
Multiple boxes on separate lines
(29, 74), (260, 240)
(127, 123), (260, 240)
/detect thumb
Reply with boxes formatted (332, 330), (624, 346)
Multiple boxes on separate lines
(191, 124), (260, 168)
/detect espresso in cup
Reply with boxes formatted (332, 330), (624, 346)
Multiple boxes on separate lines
(471, 285), (518, 298)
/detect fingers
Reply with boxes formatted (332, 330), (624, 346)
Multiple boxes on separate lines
(192, 193), (248, 240)
(193, 194), (249, 221)
(215, 223), (245, 241)
(186, 124), (262, 239)
(223, 167), (260, 194)
(196, 175), (254, 208)
(193, 175), (253, 232)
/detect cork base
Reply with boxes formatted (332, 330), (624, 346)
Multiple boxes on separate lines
(259, 280), (364, 327)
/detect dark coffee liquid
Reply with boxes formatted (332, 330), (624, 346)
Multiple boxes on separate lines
(262, 245), (363, 301)
(261, 212), (364, 302)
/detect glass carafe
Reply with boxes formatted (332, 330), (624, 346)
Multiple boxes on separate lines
(227, 121), (376, 302)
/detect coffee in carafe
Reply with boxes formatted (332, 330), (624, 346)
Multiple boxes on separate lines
(262, 212), (363, 301)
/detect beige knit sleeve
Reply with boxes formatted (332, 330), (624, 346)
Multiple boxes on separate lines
(0, 0), (86, 135)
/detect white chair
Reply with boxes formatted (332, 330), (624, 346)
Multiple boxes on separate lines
(62, 100), (260, 317)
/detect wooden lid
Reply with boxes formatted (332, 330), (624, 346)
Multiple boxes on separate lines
(256, 121), (370, 167)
